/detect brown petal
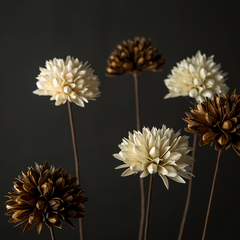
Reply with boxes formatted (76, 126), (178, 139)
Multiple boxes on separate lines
(27, 198), (38, 206)
(49, 198), (63, 210)
(217, 134), (229, 146)
(48, 213), (59, 224)
(8, 217), (20, 223)
(23, 222), (35, 233)
(66, 208), (77, 218)
(185, 112), (193, 119)
(28, 214), (42, 225)
(23, 183), (35, 194)
(14, 219), (28, 227)
(224, 102), (231, 115)
(205, 112), (218, 125)
(222, 120), (233, 131)
(202, 131), (216, 142)
(215, 142), (224, 151)
(215, 96), (225, 108)
(56, 177), (65, 190)
(184, 127), (199, 134)
(206, 101), (218, 118)
(117, 44), (122, 50)
(38, 177), (45, 188)
(217, 107), (223, 120)
(29, 170), (38, 186)
(36, 199), (46, 211)
(33, 207), (42, 217)
(122, 62), (133, 70)
(200, 137), (212, 146)
(35, 162), (41, 175)
(137, 57), (145, 65)
(5, 200), (16, 207)
(42, 182), (53, 196)
(230, 117), (238, 125)
(12, 210), (29, 220)
(197, 103), (206, 113)
(37, 222), (43, 234)
(64, 218), (75, 229)
(19, 195), (35, 202)
(54, 221), (62, 229)
(63, 195), (74, 202)
(191, 111), (209, 125)
(21, 171), (30, 182)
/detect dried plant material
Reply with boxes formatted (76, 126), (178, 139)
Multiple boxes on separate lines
(5, 162), (87, 234)
(33, 56), (100, 106)
(184, 90), (240, 155)
(106, 37), (165, 76)
(164, 51), (229, 102)
(113, 126), (194, 189)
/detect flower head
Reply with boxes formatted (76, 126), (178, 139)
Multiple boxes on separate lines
(184, 90), (240, 155)
(5, 162), (87, 234)
(113, 126), (194, 189)
(106, 37), (165, 76)
(33, 56), (100, 106)
(164, 51), (229, 102)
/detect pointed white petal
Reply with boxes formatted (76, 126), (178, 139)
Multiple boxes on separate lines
(121, 168), (135, 177)
(115, 164), (129, 169)
(159, 174), (169, 189)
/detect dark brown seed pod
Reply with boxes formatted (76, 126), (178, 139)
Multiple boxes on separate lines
(5, 161), (87, 234)
(106, 37), (165, 76)
(184, 90), (240, 155)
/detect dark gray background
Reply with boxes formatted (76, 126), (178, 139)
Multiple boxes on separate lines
(1, 0), (240, 239)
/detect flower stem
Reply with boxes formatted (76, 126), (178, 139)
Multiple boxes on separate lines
(67, 101), (83, 240)
(50, 225), (56, 240)
(202, 149), (222, 240)
(177, 100), (197, 240)
(144, 174), (154, 240)
(133, 74), (145, 240)
(177, 136), (197, 240)
(133, 74), (141, 131)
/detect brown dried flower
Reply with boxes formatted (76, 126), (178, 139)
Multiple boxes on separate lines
(106, 37), (165, 76)
(5, 162), (87, 234)
(184, 90), (240, 155)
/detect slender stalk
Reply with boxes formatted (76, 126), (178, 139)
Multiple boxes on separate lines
(67, 101), (83, 240)
(67, 101), (80, 184)
(144, 174), (154, 240)
(133, 74), (145, 240)
(133, 74), (141, 131)
(202, 149), (222, 240)
(139, 177), (145, 240)
(50, 225), (56, 240)
(177, 100), (197, 240)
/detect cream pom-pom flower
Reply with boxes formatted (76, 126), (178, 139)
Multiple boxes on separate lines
(33, 56), (100, 106)
(164, 51), (229, 102)
(113, 125), (194, 189)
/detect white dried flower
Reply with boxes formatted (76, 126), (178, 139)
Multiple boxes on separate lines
(164, 51), (229, 102)
(113, 125), (194, 189)
(33, 56), (100, 106)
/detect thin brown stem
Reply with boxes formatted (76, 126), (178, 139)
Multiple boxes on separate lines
(67, 101), (83, 240)
(139, 177), (145, 240)
(202, 149), (222, 240)
(178, 134), (197, 240)
(177, 100), (198, 240)
(67, 101), (80, 184)
(133, 74), (141, 131)
(50, 225), (56, 240)
(144, 174), (154, 240)
(133, 74), (145, 240)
